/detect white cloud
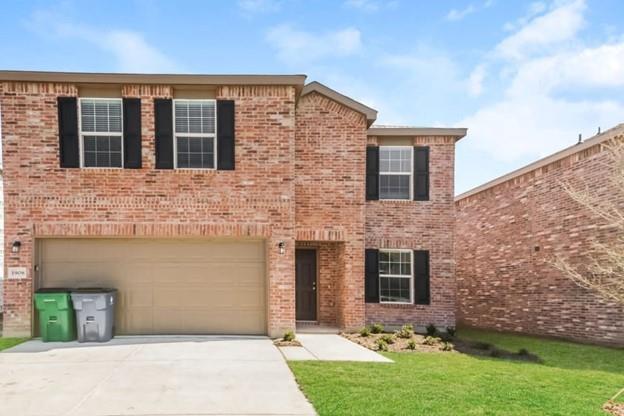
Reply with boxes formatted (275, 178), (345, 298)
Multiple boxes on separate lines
(344, 0), (398, 13)
(467, 64), (487, 96)
(460, 0), (624, 162)
(266, 25), (362, 64)
(495, 0), (586, 60)
(27, 10), (178, 72)
(446, 4), (476, 21)
(238, 0), (281, 14)
(503, 1), (547, 32)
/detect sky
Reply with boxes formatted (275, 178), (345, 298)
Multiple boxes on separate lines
(1, 0), (623, 194)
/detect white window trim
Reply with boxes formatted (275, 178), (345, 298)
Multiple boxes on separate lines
(379, 248), (414, 305)
(379, 145), (413, 201)
(78, 97), (124, 169)
(172, 98), (217, 170)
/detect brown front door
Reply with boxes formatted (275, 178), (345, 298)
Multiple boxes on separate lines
(296, 249), (317, 321)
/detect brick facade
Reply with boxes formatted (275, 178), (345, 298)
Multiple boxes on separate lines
(366, 136), (457, 330)
(456, 127), (624, 345)
(1, 74), (459, 337)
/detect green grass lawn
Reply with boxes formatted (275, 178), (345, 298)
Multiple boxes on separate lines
(289, 328), (624, 416)
(0, 337), (28, 351)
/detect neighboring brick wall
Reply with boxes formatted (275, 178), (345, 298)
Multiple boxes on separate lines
(1, 81), (297, 337)
(295, 92), (367, 330)
(365, 136), (457, 330)
(456, 136), (624, 345)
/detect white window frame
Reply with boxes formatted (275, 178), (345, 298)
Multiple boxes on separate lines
(78, 97), (124, 169)
(379, 248), (414, 305)
(379, 145), (413, 200)
(172, 99), (217, 170)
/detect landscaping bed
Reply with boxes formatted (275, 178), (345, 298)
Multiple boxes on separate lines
(343, 324), (541, 363)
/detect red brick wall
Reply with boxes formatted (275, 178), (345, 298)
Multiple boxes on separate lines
(295, 92), (366, 330)
(1, 81), (297, 337)
(365, 136), (457, 330)
(456, 138), (624, 345)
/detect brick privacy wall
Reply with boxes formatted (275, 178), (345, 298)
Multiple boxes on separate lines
(456, 140), (624, 345)
(0, 81), (297, 337)
(365, 136), (457, 330)
(295, 92), (366, 330)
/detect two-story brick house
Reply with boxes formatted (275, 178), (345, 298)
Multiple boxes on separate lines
(0, 70), (465, 338)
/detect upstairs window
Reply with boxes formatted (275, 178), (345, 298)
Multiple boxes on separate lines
(79, 98), (123, 168)
(379, 146), (412, 200)
(379, 249), (413, 304)
(173, 100), (216, 169)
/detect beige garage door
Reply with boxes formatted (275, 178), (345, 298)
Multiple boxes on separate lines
(37, 238), (266, 335)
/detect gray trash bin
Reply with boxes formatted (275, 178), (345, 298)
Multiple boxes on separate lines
(70, 288), (117, 342)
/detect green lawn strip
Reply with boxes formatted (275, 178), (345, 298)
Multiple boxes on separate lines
(0, 337), (29, 351)
(289, 330), (624, 416)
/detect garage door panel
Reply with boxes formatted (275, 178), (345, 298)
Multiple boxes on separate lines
(39, 239), (266, 335)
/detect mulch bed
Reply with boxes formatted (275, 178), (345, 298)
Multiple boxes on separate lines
(604, 401), (624, 416)
(273, 339), (302, 347)
(342, 332), (541, 363)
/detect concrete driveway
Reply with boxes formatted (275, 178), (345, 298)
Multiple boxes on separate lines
(0, 336), (316, 416)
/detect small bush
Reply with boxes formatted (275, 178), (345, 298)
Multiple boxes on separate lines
(370, 323), (384, 334)
(375, 338), (389, 351)
(380, 334), (395, 344)
(446, 327), (456, 337)
(406, 339), (416, 350)
(396, 324), (414, 339)
(423, 336), (439, 346)
(441, 342), (454, 352)
(426, 323), (437, 336)
(518, 348), (530, 356)
(489, 348), (503, 358)
(472, 341), (492, 350)
(283, 331), (295, 342)
(359, 326), (371, 337)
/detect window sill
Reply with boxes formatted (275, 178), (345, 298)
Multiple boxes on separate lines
(376, 302), (427, 309)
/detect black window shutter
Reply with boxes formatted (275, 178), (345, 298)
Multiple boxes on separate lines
(154, 99), (173, 169)
(123, 98), (142, 169)
(414, 147), (429, 201)
(365, 249), (380, 303)
(366, 146), (379, 200)
(414, 250), (430, 305)
(217, 100), (235, 170)
(57, 97), (79, 168)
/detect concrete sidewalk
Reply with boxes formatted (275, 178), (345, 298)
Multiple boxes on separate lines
(280, 334), (393, 362)
(1, 336), (316, 416)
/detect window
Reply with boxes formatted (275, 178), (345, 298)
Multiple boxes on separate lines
(379, 146), (412, 199)
(174, 100), (216, 169)
(79, 98), (123, 168)
(379, 249), (413, 303)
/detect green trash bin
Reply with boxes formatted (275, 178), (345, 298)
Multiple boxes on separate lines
(34, 288), (76, 342)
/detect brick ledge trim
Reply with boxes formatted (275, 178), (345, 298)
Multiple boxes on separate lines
(33, 222), (273, 238)
(296, 229), (345, 241)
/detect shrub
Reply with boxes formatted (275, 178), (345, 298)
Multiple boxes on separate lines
(380, 334), (395, 344)
(441, 342), (454, 352)
(472, 341), (492, 350)
(370, 323), (384, 334)
(396, 324), (414, 339)
(489, 348), (503, 358)
(446, 327), (456, 337)
(518, 348), (530, 356)
(283, 331), (295, 342)
(426, 323), (437, 336)
(422, 336), (439, 346)
(375, 338), (388, 352)
(359, 326), (371, 337)
(406, 339), (416, 350)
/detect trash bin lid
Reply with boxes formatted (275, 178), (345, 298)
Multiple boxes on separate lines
(35, 287), (72, 293)
(72, 287), (117, 294)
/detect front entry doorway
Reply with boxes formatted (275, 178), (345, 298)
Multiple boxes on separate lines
(295, 249), (317, 321)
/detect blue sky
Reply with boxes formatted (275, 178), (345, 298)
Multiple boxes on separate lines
(2, 0), (624, 194)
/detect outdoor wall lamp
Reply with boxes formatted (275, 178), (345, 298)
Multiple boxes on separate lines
(278, 241), (285, 255)
(12, 240), (21, 253)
